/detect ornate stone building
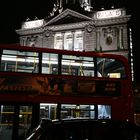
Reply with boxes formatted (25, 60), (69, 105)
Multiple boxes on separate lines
(16, 1), (131, 59)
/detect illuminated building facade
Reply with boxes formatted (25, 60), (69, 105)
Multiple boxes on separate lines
(16, 0), (132, 74)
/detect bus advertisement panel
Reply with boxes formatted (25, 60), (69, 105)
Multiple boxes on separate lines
(0, 74), (120, 97)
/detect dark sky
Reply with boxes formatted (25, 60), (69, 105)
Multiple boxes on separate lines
(0, 0), (138, 82)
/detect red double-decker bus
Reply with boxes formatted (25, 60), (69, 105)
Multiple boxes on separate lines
(0, 44), (134, 139)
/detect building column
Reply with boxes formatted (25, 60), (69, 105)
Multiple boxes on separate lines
(96, 28), (100, 51)
(119, 27), (124, 49)
(82, 30), (85, 51)
(20, 37), (26, 46)
(52, 33), (55, 49)
(72, 31), (75, 51)
(40, 35), (44, 48)
(62, 32), (65, 50)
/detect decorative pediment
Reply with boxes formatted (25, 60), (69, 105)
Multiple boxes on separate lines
(44, 9), (93, 26)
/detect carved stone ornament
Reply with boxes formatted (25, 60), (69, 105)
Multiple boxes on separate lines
(45, 30), (50, 37)
(106, 35), (113, 45)
(86, 24), (94, 33)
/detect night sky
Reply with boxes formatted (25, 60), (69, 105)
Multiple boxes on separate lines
(0, 0), (138, 82)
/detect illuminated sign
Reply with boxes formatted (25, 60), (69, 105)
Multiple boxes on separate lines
(22, 19), (44, 29)
(96, 9), (122, 19)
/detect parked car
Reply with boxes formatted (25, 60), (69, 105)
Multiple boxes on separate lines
(25, 118), (140, 140)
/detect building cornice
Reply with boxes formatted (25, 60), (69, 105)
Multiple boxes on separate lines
(94, 15), (131, 26)
(16, 12), (131, 36)
(45, 21), (94, 31)
(16, 27), (44, 36)
(16, 21), (95, 35)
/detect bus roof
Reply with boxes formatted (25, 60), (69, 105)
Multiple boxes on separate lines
(0, 44), (129, 63)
